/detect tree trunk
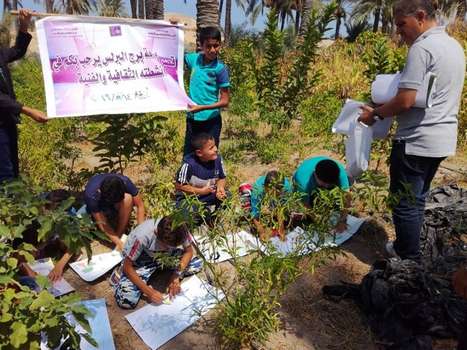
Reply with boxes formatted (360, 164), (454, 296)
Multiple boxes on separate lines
(224, 0), (232, 46)
(294, 10), (300, 34)
(146, 0), (164, 20)
(335, 16), (341, 39)
(130, 0), (137, 18)
(138, 0), (145, 19)
(196, 0), (220, 49)
(45, 0), (54, 13)
(381, 14), (388, 33)
(372, 7), (380, 32)
(299, 0), (312, 36)
(457, 0), (466, 20)
(218, 0), (224, 25)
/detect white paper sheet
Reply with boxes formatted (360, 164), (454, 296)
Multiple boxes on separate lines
(261, 215), (366, 256)
(193, 230), (260, 263)
(126, 276), (224, 350)
(29, 258), (75, 297)
(333, 99), (393, 140)
(371, 72), (437, 108)
(69, 251), (123, 282)
(41, 298), (116, 350)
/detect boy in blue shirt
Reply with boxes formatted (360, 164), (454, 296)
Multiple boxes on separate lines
(251, 170), (293, 240)
(293, 156), (351, 232)
(175, 133), (227, 221)
(184, 26), (230, 155)
(84, 174), (146, 251)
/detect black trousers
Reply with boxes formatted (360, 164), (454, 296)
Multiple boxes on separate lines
(389, 140), (445, 261)
(0, 125), (19, 183)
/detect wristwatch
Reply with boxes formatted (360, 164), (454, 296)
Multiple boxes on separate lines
(373, 110), (384, 121)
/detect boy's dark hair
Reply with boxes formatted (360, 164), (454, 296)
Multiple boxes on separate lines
(315, 159), (340, 187)
(157, 216), (189, 247)
(100, 176), (126, 204)
(264, 170), (284, 190)
(199, 26), (221, 44)
(192, 133), (214, 151)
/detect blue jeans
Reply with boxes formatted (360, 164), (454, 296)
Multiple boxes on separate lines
(389, 141), (445, 261)
(183, 115), (222, 156)
(0, 126), (18, 183)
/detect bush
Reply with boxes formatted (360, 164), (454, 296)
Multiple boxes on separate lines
(0, 179), (105, 349)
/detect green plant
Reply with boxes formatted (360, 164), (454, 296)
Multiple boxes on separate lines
(0, 179), (106, 349)
(91, 113), (174, 173)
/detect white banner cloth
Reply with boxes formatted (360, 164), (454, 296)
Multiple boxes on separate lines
(35, 16), (193, 117)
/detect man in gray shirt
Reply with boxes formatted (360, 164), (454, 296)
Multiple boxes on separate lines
(359, 0), (465, 261)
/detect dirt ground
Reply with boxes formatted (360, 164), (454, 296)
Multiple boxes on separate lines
(62, 147), (466, 350)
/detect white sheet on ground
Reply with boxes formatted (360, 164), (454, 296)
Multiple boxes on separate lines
(371, 72), (437, 108)
(126, 275), (224, 350)
(261, 215), (366, 256)
(41, 298), (116, 350)
(29, 258), (75, 297)
(69, 250), (122, 282)
(193, 230), (260, 263)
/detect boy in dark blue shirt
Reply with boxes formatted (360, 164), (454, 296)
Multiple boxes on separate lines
(175, 133), (227, 219)
(84, 173), (146, 251)
(183, 26), (230, 155)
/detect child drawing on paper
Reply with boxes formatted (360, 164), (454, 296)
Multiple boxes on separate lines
(112, 216), (203, 309)
(15, 190), (83, 283)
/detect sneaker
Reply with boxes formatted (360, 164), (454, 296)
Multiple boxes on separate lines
(385, 241), (399, 258)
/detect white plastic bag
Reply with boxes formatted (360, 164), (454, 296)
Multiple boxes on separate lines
(333, 99), (392, 139)
(345, 119), (373, 179)
(332, 99), (365, 135)
(371, 72), (437, 108)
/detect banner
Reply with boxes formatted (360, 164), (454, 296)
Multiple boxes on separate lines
(35, 16), (193, 118)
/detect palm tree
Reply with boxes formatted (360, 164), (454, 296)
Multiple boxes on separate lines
(335, 0), (345, 38)
(146, 0), (164, 19)
(138, 0), (144, 18)
(61, 0), (96, 14)
(196, 0), (220, 47)
(98, 0), (126, 16)
(225, 0), (232, 44)
(350, 0), (395, 33)
(299, 0), (312, 35)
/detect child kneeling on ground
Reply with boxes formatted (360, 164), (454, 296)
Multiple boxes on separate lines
(112, 216), (202, 309)
(175, 133), (228, 223)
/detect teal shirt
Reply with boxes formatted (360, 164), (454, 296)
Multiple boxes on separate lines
(185, 52), (230, 121)
(250, 175), (292, 218)
(293, 156), (350, 204)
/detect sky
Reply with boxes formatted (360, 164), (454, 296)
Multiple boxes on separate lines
(1, 0), (269, 30)
(2, 0), (346, 36)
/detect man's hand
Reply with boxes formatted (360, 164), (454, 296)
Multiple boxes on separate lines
(168, 277), (181, 299)
(22, 106), (48, 123)
(358, 105), (376, 126)
(216, 186), (226, 200)
(18, 9), (32, 33)
(48, 263), (65, 282)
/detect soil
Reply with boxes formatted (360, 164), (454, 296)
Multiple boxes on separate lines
(61, 146), (466, 350)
